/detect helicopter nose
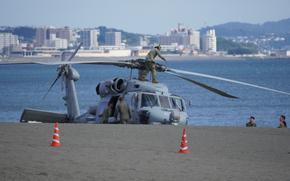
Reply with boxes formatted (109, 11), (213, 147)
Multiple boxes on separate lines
(147, 109), (172, 124)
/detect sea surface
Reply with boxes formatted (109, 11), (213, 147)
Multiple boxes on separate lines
(0, 58), (290, 127)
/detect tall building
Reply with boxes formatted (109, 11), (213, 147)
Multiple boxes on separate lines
(159, 35), (188, 46)
(188, 30), (200, 50)
(0, 33), (19, 51)
(55, 27), (73, 43)
(105, 32), (121, 46)
(158, 24), (200, 49)
(202, 29), (217, 53)
(79, 29), (98, 49)
(35, 27), (48, 47)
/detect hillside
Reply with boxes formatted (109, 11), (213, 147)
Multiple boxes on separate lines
(200, 18), (290, 37)
(0, 26), (36, 42)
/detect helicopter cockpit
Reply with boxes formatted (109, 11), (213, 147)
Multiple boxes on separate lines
(135, 92), (187, 124)
(140, 93), (185, 112)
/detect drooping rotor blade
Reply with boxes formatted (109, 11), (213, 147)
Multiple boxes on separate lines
(42, 71), (62, 100)
(167, 68), (290, 96)
(166, 72), (238, 99)
(66, 43), (83, 62)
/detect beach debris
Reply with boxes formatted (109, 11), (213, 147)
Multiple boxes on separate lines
(50, 122), (61, 147)
(178, 128), (189, 154)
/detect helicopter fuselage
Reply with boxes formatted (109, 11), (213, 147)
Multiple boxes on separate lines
(88, 78), (188, 125)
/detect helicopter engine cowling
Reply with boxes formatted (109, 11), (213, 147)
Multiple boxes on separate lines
(96, 78), (127, 97)
(112, 78), (127, 93)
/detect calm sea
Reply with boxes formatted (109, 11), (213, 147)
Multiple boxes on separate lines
(0, 58), (290, 127)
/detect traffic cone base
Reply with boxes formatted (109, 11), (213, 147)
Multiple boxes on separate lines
(51, 140), (61, 147)
(178, 147), (189, 154)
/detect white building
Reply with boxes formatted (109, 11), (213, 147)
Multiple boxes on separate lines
(0, 33), (19, 51)
(105, 32), (121, 46)
(202, 29), (217, 53)
(188, 30), (200, 50)
(79, 29), (99, 49)
(42, 32), (68, 49)
(45, 38), (68, 49)
(159, 35), (188, 46)
(158, 24), (200, 49)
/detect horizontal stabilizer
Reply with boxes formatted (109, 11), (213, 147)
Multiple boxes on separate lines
(20, 108), (68, 123)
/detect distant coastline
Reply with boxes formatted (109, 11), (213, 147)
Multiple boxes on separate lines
(1, 55), (290, 64)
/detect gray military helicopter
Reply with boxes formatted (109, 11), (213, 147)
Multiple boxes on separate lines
(19, 43), (290, 124)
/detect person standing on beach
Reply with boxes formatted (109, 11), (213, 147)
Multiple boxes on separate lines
(278, 115), (287, 128)
(114, 96), (131, 124)
(100, 102), (113, 124)
(138, 45), (166, 83)
(246, 116), (257, 127)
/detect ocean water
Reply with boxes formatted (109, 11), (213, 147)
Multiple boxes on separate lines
(0, 58), (290, 127)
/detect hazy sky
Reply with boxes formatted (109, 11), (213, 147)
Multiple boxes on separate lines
(1, 0), (290, 34)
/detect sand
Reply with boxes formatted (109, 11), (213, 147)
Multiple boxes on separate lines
(0, 123), (289, 181)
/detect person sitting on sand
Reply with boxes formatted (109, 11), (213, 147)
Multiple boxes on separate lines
(246, 116), (256, 127)
(278, 115), (287, 128)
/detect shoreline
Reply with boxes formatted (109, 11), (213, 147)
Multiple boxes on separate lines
(1, 55), (290, 64)
(0, 121), (283, 128)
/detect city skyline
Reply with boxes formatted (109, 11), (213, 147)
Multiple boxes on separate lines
(1, 0), (290, 34)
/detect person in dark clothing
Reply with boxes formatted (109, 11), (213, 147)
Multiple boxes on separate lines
(246, 116), (257, 127)
(100, 102), (113, 124)
(138, 45), (166, 83)
(278, 115), (287, 128)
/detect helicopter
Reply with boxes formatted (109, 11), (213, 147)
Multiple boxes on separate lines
(17, 43), (290, 125)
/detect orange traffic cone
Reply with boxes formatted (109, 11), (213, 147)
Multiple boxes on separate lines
(178, 128), (189, 154)
(50, 122), (61, 147)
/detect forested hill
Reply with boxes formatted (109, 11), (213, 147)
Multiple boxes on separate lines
(200, 18), (290, 37)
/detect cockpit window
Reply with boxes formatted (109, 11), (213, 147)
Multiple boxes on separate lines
(170, 97), (184, 111)
(159, 96), (170, 108)
(141, 94), (158, 107)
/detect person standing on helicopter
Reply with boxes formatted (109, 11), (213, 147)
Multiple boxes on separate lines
(138, 45), (166, 83)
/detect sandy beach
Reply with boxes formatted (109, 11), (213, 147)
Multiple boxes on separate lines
(0, 123), (289, 181)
